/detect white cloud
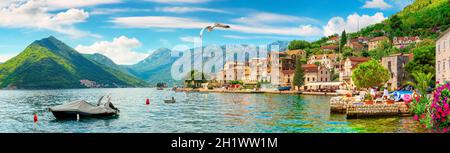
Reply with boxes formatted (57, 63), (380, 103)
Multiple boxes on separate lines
(90, 8), (152, 15)
(111, 16), (323, 37)
(223, 35), (293, 40)
(179, 36), (200, 43)
(230, 24), (322, 37)
(0, 0), (121, 10)
(0, 0), (98, 38)
(144, 0), (210, 4)
(323, 12), (386, 36)
(75, 36), (149, 65)
(232, 12), (321, 26)
(46, 0), (121, 10)
(363, 0), (392, 10)
(0, 0), (19, 8)
(111, 16), (212, 29)
(155, 7), (227, 14)
(51, 9), (89, 25)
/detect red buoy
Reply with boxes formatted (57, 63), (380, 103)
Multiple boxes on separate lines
(146, 99), (150, 105)
(33, 113), (38, 122)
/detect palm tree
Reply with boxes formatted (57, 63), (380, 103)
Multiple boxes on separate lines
(405, 72), (434, 96)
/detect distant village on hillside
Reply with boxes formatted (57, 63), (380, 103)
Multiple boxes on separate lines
(184, 28), (442, 93)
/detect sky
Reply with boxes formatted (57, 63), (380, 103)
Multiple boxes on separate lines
(0, 0), (414, 65)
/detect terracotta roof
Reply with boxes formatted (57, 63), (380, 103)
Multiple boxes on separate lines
(312, 54), (340, 59)
(347, 57), (370, 69)
(370, 36), (389, 42)
(351, 42), (364, 49)
(302, 64), (318, 73)
(357, 37), (369, 41)
(348, 57), (370, 62)
(284, 49), (305, 55)
(329, 36), (339, 41)
(321, 44), (338, 50)
(393, 36), (420, 42)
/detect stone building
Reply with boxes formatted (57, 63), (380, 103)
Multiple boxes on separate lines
(215, 61), (246, 83)
(436, 28), (450, 83)
(339, 57), (371, 89)
(317, 65), (332, 82)
(381, 53), (413, 91)
(302, 64), (319, 86)
(393, 36), (421, 49)
(368, 36), (389, 51)
(308, 54), (341, 70)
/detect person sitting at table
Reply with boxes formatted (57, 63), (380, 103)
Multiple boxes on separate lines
(383, 89), (390, 100)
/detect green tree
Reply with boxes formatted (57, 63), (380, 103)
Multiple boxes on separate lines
(406, 72), (434, 96)
(405, 45), (436, 80)
(378, 39), (392, 50)
(416, 38), (436, 48)
(360, 50), (370, 57)
(352, 60), (390, 89)
(342, 47), (354, 58)
(340, 30), (347, 50)
(293, 58), (305, 90)
(367, 40), (396, 60)
(289, 40), (311, 50)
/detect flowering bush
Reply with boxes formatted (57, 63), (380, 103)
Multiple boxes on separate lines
(409, 95), (432, 128)
(431, 83), (450, 128)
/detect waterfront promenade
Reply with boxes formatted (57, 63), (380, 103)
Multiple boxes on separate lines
(175, 88), (340, 95)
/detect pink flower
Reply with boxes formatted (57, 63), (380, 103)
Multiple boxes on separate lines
(414, 115), (419, 121)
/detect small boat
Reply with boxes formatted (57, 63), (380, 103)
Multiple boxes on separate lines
(392, 90), (413, 102)
(278, 86), (291, 91)
(49, 96), (119, 120)
(157, 87), (164, 90)
(164, 97), (176, 103)
(336, 89), (352, 95)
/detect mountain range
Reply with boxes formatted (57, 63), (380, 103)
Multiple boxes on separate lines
(124, 42), (290, 86)
(0, 36), (148, 89)
(0, 35), (289, 89)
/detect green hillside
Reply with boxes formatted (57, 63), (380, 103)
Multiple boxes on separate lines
(83, 53), (134, 75)
(83, 53), (148, 87)
(0, 36), (148, 89)
(351, 0), (449, 39)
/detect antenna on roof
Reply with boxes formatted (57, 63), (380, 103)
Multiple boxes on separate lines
(357, 19), (360, 37)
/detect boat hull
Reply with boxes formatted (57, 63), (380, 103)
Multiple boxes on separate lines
(164, 100), (175, 103)
(278, 86), (291, 91)
(50, 111), (118, 120)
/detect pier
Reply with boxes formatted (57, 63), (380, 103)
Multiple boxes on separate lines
(330, 96), (412, 119)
